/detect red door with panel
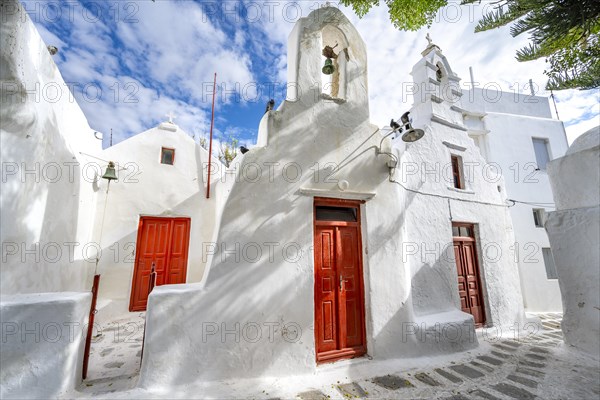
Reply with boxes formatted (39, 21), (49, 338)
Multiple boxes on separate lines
(314, 199), (366, 363)
(129, 217), (191, 311)
(452, 223), (486, 326)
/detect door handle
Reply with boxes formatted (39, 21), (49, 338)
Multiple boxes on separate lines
(339, 274), (344, 291)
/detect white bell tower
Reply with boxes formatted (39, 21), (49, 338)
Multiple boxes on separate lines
(409, 35), (467, 132)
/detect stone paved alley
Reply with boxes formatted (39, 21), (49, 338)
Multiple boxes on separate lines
(82, 313), (145, 394)
(68, 313), (600, 399)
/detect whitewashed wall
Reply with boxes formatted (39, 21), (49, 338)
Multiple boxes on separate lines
(462, 88), (569, 312)
(546, 127), (599, 357)
(1, 0), (101, 294)
(0, 292), (91, 399)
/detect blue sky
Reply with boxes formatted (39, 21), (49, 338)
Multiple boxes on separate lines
(24, 0), (599, 148)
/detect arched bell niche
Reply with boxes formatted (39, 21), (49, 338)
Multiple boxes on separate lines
(436, 62), (449, 84)
(320, 25), (350, 99)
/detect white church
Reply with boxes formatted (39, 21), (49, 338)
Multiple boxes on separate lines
(1, 1), (589, 398)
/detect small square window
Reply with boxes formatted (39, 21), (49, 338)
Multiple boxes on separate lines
(451, 155), (464, 189)
(542, 247), (558, 279)
(452, 226), (460, 237)
(459, 226), (472, 237)
(532, 138), (551, 170)
(161, 148), (175, 165)
(532, 208), (546, 228)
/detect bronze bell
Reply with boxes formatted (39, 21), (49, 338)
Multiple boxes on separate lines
(102, 161), (118, 181)
(322, 58), (335, 75)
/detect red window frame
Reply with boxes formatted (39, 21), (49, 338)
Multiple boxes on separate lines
(451, 155), (463, 189)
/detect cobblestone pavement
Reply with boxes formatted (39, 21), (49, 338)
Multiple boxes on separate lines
(70, 313), (600, 399)
(294, 313), (599, 400)
(81, 313), (145, 394)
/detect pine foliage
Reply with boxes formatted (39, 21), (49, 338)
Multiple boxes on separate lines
(342, 0), (600, 90)
(463, 0), (600, 90)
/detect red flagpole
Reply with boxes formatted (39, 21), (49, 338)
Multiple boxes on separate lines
(206, 73), (217, 198)
(82, 274), (100, 379)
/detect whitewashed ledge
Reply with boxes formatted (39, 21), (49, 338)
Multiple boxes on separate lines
(0, 292), (91, 399)
(297, 187), (376, 201)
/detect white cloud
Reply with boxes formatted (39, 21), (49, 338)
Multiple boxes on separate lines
(553, 89), (600, 143)
(28, 0), (261, 147)
(564, 117), (600, 144)
(28, 0), (598, 146)
(115, 1), (254, 104)
(334, 1), (598, 142)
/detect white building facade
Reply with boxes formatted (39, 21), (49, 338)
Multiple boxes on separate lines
(461, 87), (569, 312)
(92, 121), (224, 323)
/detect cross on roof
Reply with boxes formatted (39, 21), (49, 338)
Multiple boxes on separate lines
(421, 32), (442, 56)
(165, 112), (176, 124)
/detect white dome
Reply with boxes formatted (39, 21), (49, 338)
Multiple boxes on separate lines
(567, 126), (600, 155)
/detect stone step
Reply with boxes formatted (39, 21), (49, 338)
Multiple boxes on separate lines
(524, 353), (547, 361)
(434, 368), (464, 384)
(297, 390), (329, 400)
(529, 346), (550, 354)
(469, 388), (502, 400)
(449, 364), (486, 379)
(491, 382), (536, 399)
(414, 372), (441, 386)
(515, 366), (545, 378)
(371, 375), (413, 390)
(517, 359), (546, 369)
(477, 355), (503, 366)
(336, 382), (368, 398)
(470, 361), (494, 373)
(490, 351), (511, 359)
(492, 344), (517, 352)
(507, 374), (539, 389)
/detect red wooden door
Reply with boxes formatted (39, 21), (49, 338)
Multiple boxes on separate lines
(452, 223), (486, 326)
(167, 219), (190, 284)
(314, 199), (366, 363)
(338, 226), (364, 349)
(129, 217), (190, 311)
(315, 226), (338, 354)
